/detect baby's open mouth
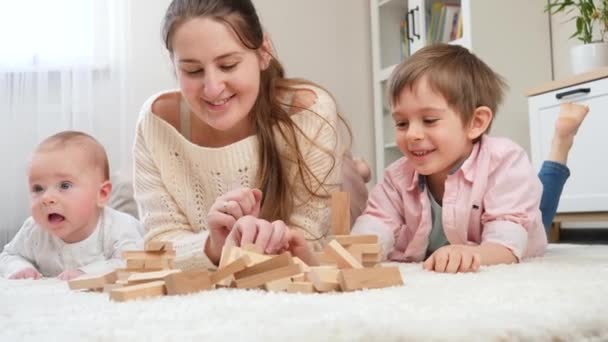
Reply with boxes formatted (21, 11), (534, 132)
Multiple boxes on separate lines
(48, 213), (65, 223)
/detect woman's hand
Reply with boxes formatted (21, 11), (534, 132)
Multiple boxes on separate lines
(205, 188), (263, 264)
(226, 217), (319, 266)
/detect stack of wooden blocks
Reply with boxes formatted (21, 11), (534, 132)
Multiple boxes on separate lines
(67, 192), (404, 301)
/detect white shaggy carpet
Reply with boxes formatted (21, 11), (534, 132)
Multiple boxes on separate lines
(1, 244), (607, 342)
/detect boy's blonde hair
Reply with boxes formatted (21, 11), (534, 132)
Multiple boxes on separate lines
(36, 131), (110, 181)
(388, 43), (507, 132)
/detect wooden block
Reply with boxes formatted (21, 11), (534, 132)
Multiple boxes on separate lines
(308, 266), (340, 292)
(240, 249), (272, 265)
(127, 270), (181, 285)
(314, 251), (337, 266)
(331, 192), (351, 235)
(287, 282), (315, 294)
(210, 255), (250, 285)
(103, 283), (124, 293)
(292, 257), (310, 273)
(126, 259), (146, 270)
(68, 271), (118, 290)
(292, 273), (308, 282)
(164, 270), (213, 295)
(123, 250), (176, 259)
(264, 277), (291, 292)
(235, 264), (301, 289)
(144, 258), (173, 270)
(361, 253), (382, 262)
(324, 240), (363, 269)
(339, 266), (403, 291)
(334, 235), (378, 246)
(145, 241), (174, 252)
(234, 253), (292, 280)
(347, 243), (381, 255)
(362, 261), (380, 268)
(109, 281), (166, 302)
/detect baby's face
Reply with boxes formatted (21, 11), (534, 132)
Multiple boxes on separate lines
(28, 146), (104, 243)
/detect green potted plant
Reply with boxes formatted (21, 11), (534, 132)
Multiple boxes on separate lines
(547, 0), (608, 74)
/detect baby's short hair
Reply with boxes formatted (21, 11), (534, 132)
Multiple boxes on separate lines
(36, 131), (110, 181)
(388, 43), (507, 131)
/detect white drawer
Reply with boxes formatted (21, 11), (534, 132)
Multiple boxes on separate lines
(528, 77), (608, 213)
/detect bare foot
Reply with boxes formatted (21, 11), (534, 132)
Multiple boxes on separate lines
(549, 102), (589, 164)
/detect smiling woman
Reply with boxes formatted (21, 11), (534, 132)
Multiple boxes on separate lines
(133, 0), (370, 270)
(0, 0), (131, 248)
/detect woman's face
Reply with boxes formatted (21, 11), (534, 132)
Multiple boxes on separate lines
(171, 17), (268, 139)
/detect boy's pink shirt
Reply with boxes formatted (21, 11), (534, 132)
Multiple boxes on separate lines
(352, 135), (547, 262)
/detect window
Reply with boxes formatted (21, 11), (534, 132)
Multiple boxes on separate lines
(0, 0), (94, 71)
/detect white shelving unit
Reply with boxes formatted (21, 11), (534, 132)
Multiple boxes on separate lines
(370, 0), (553, 182)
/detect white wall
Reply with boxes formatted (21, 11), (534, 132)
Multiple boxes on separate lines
(253, 0), (375, 167)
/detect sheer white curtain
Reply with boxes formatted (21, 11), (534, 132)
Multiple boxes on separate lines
(0, 0), (132, 246)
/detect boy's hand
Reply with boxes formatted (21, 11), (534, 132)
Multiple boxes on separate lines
(423, 245), (481, 273)
(57, 269), (84, 281)
(9, 267), (42, 280)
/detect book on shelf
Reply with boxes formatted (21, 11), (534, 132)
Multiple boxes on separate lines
(427, 1), (462, 44)
(400, 14), (410, 60)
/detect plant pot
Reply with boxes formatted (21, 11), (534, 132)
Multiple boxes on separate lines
(570, 42), (608, 75)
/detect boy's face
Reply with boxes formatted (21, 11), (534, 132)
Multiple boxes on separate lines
(28, 145), (109, 243)
(392, 76), (474, 182)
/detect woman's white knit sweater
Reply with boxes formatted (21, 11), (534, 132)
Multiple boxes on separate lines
(133, 86), (344, 270)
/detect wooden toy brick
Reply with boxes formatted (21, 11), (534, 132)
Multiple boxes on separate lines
(339, 266), (403, 291)
(334, 235), (378, 246)
(235, 264), (301, 289)
(126, 269), (181, 285)
(164, 270), (212, 295)
(324, 240), (363, 269)
(210, 255), (250, 285)
(331, 192), (351, 235)
(287, 281), (315, 294)
(109, 281), (166, 302)
(68, 271), (118, 290)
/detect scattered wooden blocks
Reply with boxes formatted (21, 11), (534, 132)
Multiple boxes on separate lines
(68, 207), (405, 301)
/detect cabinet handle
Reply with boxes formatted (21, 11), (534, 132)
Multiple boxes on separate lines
(410, 6), (420, 40)
(555, 87), (591, 99)
(406, 11), (414, 43)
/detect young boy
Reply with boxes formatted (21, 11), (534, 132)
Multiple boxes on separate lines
(0, 131), (143, 280)
(351, 43), (550, 273)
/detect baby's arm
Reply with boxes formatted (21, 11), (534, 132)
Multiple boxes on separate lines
(0, 219), (42, 279)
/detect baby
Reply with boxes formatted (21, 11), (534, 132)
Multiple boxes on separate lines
(0, 131), (143, 280)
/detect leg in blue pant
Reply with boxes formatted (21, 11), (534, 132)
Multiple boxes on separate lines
(538, 161), (570, 230)
(537, 103), (589, 231)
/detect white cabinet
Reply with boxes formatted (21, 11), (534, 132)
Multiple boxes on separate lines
(528, 69), (608, 213)
(370, 0), (551, 181)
